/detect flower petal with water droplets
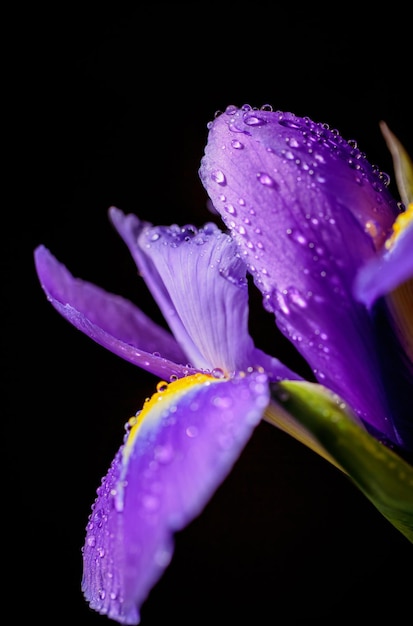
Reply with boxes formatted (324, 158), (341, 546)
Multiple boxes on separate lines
(81, 370), (269, 624)
(34, 245), (192, 379)
(199, 106), (400, 443)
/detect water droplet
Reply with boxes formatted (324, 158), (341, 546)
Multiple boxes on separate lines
(142, 494), (160, 511)
(244, 114), (267, 127)
(186, 425), (198, 438)
(212, 394), (233, 408)
(156, 381), (169, 392)
(211, 170), (226, 185)
(257, 172), (277, 187)
(231, 139), (244, 149)
(287, 287), (307, 308)
(276, 290), (290, 315)
(212, 367), (225, 379)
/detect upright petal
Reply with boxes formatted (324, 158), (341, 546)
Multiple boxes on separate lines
(82, 370), (269, 624)
(110, 207), (297, 381)
(199, 105), (401, 443)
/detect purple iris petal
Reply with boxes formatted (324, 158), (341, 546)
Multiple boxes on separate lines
(82, 370), (269, 625)
(199, 105), (402, 443)
(110, 207), (297, 381)
(354, 218), (413, 307)
(34, 245), (193, 380)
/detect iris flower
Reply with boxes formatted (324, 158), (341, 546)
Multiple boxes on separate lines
(34, 105), (413, 625)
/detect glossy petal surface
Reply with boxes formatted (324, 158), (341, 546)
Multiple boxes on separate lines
(82, 370), (269, 624)
(34, 245), (193, 380)
(199, 106), (400, 441)
(110, 207), (297, 381)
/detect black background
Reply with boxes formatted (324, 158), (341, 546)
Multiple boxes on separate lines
(9, 6), (412, 625)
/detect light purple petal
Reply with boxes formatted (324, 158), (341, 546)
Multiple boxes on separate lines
(110, 207), (298, 381)
(354, 218), (413, 307)
(82, 370), (269, 624)
(199, 105), (402, 442)
(34, 245), (194, 379)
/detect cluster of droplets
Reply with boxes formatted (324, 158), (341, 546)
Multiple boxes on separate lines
(208, 104), (397, 213)
(143, 222), (220, 248)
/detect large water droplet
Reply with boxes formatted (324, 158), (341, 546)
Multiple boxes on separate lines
(244, 114), (267, 127)
(211, 170), (227, 185)
(231, 139), (244, 149)
(257, 172), (277, 187)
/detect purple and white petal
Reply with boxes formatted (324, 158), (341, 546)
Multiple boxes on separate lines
(82, 370), (269, 625)
(111, 207), (297, 381)
(199, 105), (400, 441)
(34, 245), (194, 379)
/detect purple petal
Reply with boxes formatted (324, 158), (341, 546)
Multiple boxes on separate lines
(199, 106), (402, 442)
(354, 216), (413, 307)
(110, 207), (298, 381)
(82, 370), (269, 624)
(34, 245), (194, 379)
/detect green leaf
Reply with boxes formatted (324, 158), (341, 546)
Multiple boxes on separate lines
(270, 380), (413, 543)
(380, 120), (413, 207)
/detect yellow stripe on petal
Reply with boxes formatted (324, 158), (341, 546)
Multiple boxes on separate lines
(123, 373), (220, 462)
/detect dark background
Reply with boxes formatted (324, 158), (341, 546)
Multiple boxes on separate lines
(10, 6), (412, 625)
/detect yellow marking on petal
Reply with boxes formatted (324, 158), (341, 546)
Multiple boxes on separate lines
(385, 203), (413, 250)
(123, 373), (220, 463)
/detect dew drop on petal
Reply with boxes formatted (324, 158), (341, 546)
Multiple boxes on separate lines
(257, 172), (277, 188)
(186, 425), (198, 438)
(156, 381), (169, 392)
(244, 114), (267, 127)
(276, 290), (290, 315)
(142, 494), (160, 511)
(212, 367), (225, 379)
(211, 170), (227, 185)
(287, 287), (308, 308)
(231, 139), (244, 149)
